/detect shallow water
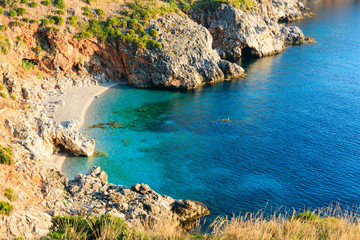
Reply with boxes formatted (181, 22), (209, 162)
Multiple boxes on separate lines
(63, 0), (360, 221)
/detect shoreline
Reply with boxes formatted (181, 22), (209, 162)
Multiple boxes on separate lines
(47, 81), (122, 171)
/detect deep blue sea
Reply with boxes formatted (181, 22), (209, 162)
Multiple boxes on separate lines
(63, 0), (360, 222)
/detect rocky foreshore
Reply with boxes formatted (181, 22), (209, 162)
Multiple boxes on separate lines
(0, 0), (311, 238)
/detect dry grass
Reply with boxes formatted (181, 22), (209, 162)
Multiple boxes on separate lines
(208, 206), (360, 240)
(46, 206), (360, 240)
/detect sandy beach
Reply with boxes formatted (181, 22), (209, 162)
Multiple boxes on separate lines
(47, 82), (120, 171)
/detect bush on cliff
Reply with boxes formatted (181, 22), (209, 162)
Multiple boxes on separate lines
(9, 9), (17, 17)
(0, 25), (8, 31)
(21, 59), (35, 70)
(193, 0), (255, 12)
(54, 0), (66, 9)
(0, 147), (13, 165)
(69, 15), (78, 26)
(0, 36), (11, 55)
(0, 201), (13, 215)
(28, 1), (38, 8)
(41, 0), (49, 5)
(0, 7), (3, 14)
(16, 7), (25, 15)
(4, 188), (17, 201)
(0, 0), (20, 8)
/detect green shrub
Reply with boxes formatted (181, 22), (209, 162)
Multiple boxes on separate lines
(41, 18), (50, 26)
(16, 7), (26, 16)
(69, 15), (78, 26)
(16, 35), (21, 41)
(53, 15), (64, 25)
(21, 59), (35, 70)
(4, 188), (17, 201)
(193, 0), (256, 12)
(9, 92), (16, 100)
(0, 147), (13, 165)
(0, 84), (3, 90)
(82, 6), (93, 17)
(21, 17), (29, 22)
(29, 19), (39, 24)
(95, 8), (105, 17)
(0, 92), (5, 98)
(0, 201), (13, 215)
(10, 20), (23, 27)
(54, 0), (66, 9)
(127, 29), (135, 35)
(149, 28), (158, 36)
(0, 25), (8, 31)
(47, 26), (60, 32)
(182, 3), (191, 11)
(0, 47), (8, 54)
(0, 0), (20, 8)
(82, 6), (90, 12)
(56, 9), (65, 15)
(75, 30), (92, 39)
(21, 0), (27, 2)
(9, 9), (18, 17)
(146, 39), (162, 49)
(0, 7), (3, 14)
(41, 0), (50, 5)
(28, 1), (38, 7)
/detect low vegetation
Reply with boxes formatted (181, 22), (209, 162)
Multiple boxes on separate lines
(0, 146), (13, 165)
(44, 215), (146, 239)
(0, 201), (13, 215)
(191, 0), (256, 12)
(21, 59), (35, 70)
(45, 207), (360, 240)
(4, 188), (17, 201)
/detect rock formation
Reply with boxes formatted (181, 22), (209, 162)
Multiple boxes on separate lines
(8, 111), (95, 158)
(122, 14), (245, 89)
(65, 167), (209, 229)
(190, 0), (307, 59)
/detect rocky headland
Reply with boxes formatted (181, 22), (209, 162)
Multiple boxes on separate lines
(0, 0), (311, 238)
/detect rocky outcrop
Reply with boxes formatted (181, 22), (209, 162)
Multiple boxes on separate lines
(121, 14), (245, 89)
(190, 0), (307, 59)
(8, 111), (95, 157)
(65, 167), (210, 229)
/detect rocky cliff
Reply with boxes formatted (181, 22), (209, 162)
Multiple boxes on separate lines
(190, 0), (308, 59)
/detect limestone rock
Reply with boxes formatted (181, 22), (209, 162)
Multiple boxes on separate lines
(66, 167), (209, 229)
(13, 111), (95, 157)
(120, 14), (244, 89)
(190, 0), (306, 59)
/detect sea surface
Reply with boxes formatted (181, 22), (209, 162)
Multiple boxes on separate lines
(63, 0), (360, 222)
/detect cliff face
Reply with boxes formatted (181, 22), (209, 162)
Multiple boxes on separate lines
(190, 0), (307, 59)
(122, 14), (245, 89)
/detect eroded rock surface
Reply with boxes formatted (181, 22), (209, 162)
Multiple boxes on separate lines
(122, 14), (244, 89)
(10, 111), (95, 158)
(65, 167), (210, 229)
(191, 0), (307, 59)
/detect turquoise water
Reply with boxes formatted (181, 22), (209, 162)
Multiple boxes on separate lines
(63, 0), (360, 221)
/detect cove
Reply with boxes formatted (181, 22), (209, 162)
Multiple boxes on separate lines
(63, 0), (360, 222)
